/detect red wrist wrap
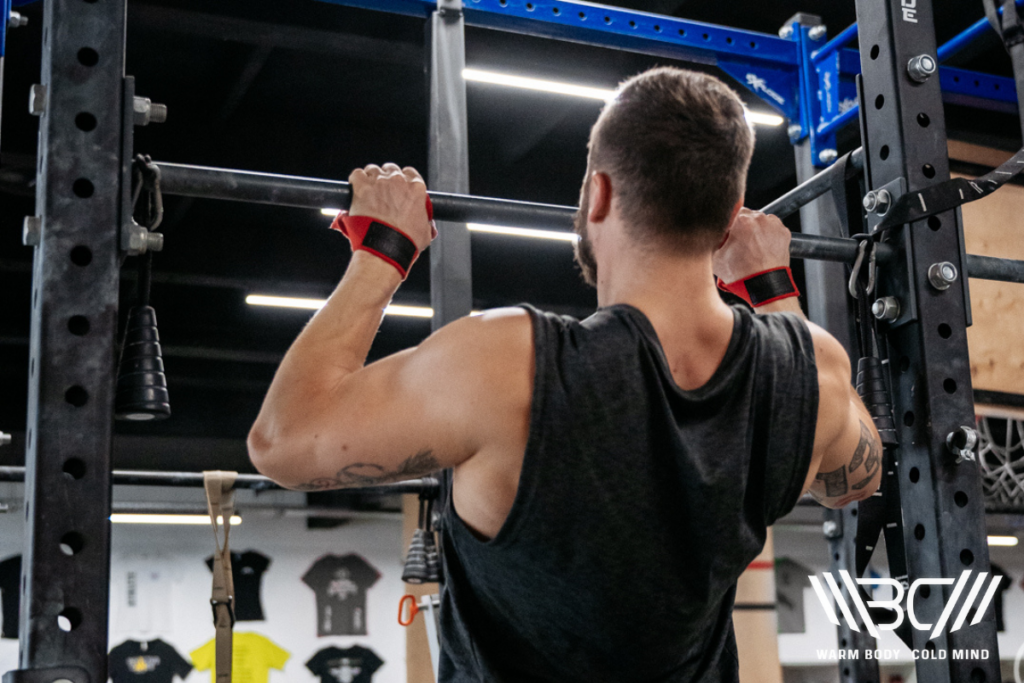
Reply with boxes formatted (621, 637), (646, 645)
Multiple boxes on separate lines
(330, 197), (434, 279)
(717, 267), (800, 307)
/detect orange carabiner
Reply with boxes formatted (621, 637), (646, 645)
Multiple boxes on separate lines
(398, 594), (420, 627)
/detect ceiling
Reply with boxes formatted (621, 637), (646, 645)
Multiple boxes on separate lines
(1, 0), (1021, 473)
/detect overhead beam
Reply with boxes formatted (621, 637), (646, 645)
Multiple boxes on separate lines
(128, 4), (422, 66)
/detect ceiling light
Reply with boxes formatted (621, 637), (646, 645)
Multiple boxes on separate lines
(321, 208), (341, 217)
(246, 295), (434, 318)
(468, 223), (578, 242)
(464, 67), (615, 100)
(462, 68), (783, 126)
(987, 535), (1019, 547)
(111, 514), (242, 526)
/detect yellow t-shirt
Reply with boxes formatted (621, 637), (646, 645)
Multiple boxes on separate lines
(190, 632), (290, 683)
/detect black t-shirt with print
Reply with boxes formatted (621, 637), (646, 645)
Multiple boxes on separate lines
(205, 550), (271, 621)
(108, 639), (192, 683)
(306, 645), (384, 683)
(0, 555), (21, 639)
(302, 554), (381, 636)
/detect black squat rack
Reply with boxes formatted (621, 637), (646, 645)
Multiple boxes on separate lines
(4, 1), (1024, 683)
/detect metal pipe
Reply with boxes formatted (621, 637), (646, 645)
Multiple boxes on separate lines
(812, 22), (859, 64)
(156, 162), (576, 231)
(0, 466), (440, 496)
(760, 147), (864, 219)
(817, 106), (860, 138)
(965, 253), (1024, 284)
(938, 17), (990, 63)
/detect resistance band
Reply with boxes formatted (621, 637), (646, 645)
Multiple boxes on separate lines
(204, 471), (238, 683)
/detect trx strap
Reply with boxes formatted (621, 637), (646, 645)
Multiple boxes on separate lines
(204, 471), (238, 683)
(827, 150), (864, 238)
(875, 146), (1024, 230)
(984, 0), (1024, 140)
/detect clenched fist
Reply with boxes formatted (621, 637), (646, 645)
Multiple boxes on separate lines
(712, 208), (791, 284)
(348, 163), (436, 251)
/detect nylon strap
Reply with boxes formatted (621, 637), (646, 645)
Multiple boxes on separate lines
(204, 471), (237, 683)
(875, 144), (1024, 230)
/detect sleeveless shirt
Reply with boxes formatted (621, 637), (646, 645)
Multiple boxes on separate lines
(438, 303), (819, 683)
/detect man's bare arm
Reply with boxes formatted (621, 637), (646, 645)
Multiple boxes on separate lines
(715, 209), (882, 508)
(247, 164), (533, 490)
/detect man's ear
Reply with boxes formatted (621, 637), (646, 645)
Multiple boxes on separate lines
(588, 172), (613, 223)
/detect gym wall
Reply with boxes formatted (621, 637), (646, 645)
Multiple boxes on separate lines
(0, 482), (409, 683)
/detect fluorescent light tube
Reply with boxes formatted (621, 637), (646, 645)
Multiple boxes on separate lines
(321, 208), (341, 216)
(987, 535), (1019, 547)
(468, 223), (578, 242)
(246, 295), (434, 318)
(462, 68), (783, 126)
(111, 514), (242, 526)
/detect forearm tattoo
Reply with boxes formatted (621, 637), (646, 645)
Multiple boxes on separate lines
(814, 420), (883, 500)
(815, 465), (848, 497)
(295, 449), (441, 491)
(851, 421), (882, 490)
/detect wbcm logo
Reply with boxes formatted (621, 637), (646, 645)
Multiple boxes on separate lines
(809, 570), (1004, 640)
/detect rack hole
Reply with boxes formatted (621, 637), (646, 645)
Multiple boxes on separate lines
(870, 45), (880, 60)
(914, 524), (925, 540)
(928, 216), (941, 231)
(63, 458), (86, 480)
(840, 638), (847, 648)
(922, 163), (936, 178)
(702, 32), (709, 40)
(726, 36), (733, 44)
(65, 386), (89, 407)
(938, 323), (952, 339)
(604, 16), (611, 24)
(655, 25), (662, 32)
(70, 246), (92, 266)
(961, 549), (974, 565)
(970, 667), (987, 683)
(851, 508), (858, 517)
(834, 553), (840, 561)
(880, 145), (890, 160)
(75, 112), (97, 132)
(900, 356), (910, 372)
(750, 41), (757, 48)
(551, 6), (559, 15)
(875, 94), (885, 109)
(578, 11), (584, 19)
(60, 532), (85, 556)
(77, 48), (98, 67)
(678, 28), (686, 36)
(27, 430), (32, 450)
(83, 0), (99, 4)
(30, 357), (35, 378)
(68, 316), (90, 336)
(944, 378), (958, 394)
(629, 20), (637, 28)
(57, 608), (82, 632)
(525, 2), (533, 10)
(925, 640), (936, 652)
(73, 178), (94, 198)
(955, 491), (969, 507)
(843, 669), (850, 677)
(909, 467), (920, 483)
(904, 411), (915, 427)
(917, 112), (930, 127)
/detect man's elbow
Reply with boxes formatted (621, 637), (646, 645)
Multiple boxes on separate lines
(247, 421), (303, 486)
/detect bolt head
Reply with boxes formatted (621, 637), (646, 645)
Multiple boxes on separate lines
(808, 25), (827, 40)
(863, 191), (879, 213)
(871, 296), (900, 322)
(907, 54), (937, 83)
(822, 520), (840, 539)
(28, 84), (46, 116)
(787, 124), (802, 138)
(927, 261), (958, 290)
(779, 26), (794, 39)
(818, 148), (838, 164)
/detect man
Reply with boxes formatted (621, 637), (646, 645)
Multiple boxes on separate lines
(249, 67), (881, 681)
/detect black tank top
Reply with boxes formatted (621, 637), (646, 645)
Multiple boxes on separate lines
(438, 303), (818, 683)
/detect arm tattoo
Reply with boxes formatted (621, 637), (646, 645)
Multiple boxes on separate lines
(295, 449), (441, 491)
(850, 422), (883, 490)
(815, 466), (848, 497)
(848, 422), (873, 472)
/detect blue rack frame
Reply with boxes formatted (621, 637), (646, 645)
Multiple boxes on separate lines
(315, 0), (1021, 167)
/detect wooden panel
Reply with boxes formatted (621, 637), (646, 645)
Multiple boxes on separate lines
(951, 166), (1024, 397)
(734, 529), (783, 683)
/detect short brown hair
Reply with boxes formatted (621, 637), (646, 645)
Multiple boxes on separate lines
(588, 67), (755, 252)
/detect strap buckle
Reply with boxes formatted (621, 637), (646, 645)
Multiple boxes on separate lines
(211, 596), (236, 628)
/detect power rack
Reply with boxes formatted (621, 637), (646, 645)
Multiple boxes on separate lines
(2, 1), (1024, 683)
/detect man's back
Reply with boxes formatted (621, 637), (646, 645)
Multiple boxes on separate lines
(438, 304), (819, 683)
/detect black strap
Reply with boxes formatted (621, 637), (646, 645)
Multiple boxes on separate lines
(828, 151), (863, 238)
(744, 269), (796, 305)
(984, 0), (1024, 50)
(876, 145), (1024, 230)
(362, 221), (418, 271)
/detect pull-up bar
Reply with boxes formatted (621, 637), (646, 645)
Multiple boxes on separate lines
(154, 161), (1024, 284)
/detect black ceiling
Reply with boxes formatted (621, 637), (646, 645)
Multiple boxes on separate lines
(1, 0), (1021, 472)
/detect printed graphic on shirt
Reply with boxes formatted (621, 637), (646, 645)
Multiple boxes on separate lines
(205, 550), (271, 621)
(190, 631), (289, 683)
(302, 554), (381, 636)
(774, 557), (812, 634)
(0, 555), (22, 639)
(108, 639), (192, 683)
(306, 645), (384, 683)
(115, 554), (176, 634)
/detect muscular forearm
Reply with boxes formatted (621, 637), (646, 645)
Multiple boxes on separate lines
(251, 252), (401, 444)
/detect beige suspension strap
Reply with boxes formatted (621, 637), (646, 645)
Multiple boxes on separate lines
(204, 470), (238, 683)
